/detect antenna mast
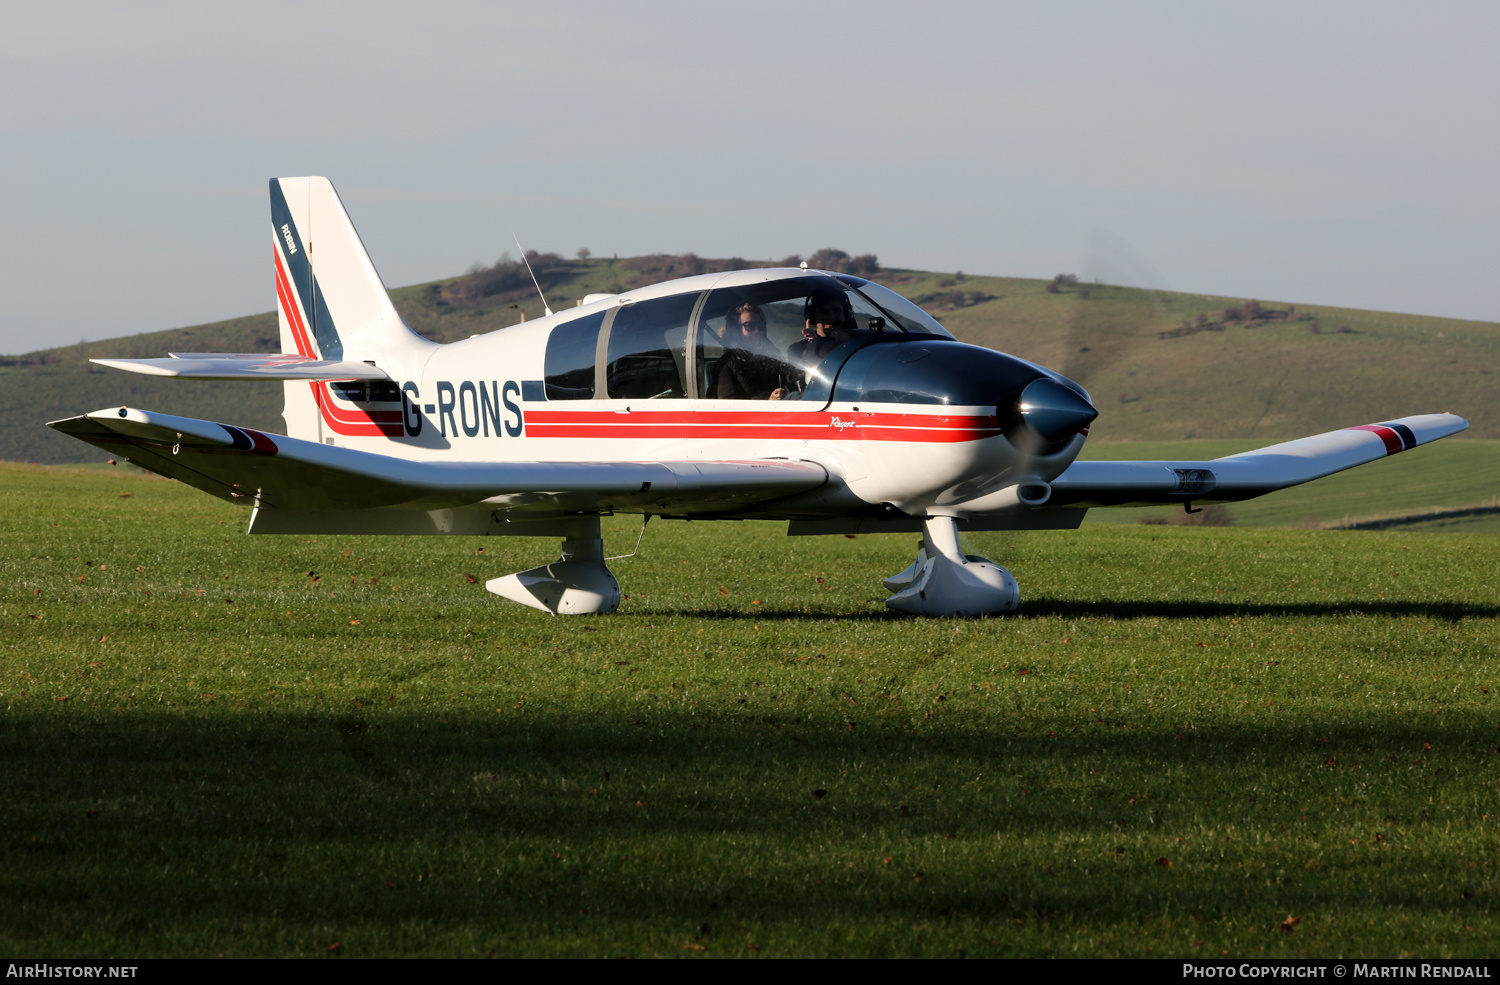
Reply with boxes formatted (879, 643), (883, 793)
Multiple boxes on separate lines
(513, 234), (554, 317)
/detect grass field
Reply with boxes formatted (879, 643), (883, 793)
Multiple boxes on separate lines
(4, 463), (1500, 957)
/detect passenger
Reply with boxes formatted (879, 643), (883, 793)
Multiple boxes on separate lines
(786, 287), (856, 367)
(715, 303), (789, 400)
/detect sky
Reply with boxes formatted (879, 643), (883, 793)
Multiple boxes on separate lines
(3, 1), (1497, 354)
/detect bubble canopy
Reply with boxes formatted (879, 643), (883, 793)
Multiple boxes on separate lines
(542, 269), (1080, 408)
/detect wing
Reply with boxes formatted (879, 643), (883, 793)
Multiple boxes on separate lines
(1047, 413), (1468, 508)
(89, 353), (390, 381)
(47, 407), (828, 518)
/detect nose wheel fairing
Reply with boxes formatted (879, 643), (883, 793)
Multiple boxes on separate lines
(883, 516), (1019, 617)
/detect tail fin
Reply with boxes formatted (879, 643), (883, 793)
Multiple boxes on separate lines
(270, 177), (435, 441)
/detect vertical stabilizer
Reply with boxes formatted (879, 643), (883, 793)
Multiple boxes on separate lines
(270, 176), (436, 442)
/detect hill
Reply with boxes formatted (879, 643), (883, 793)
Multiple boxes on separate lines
(3, 253), (1495, 466)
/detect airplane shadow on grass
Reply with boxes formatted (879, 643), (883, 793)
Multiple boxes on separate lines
(661, 598), (1500, 623)
(3, 701), (1496, 952)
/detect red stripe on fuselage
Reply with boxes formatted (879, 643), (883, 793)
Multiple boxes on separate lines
(524, 409), (1002, 443)
(273, 245), (403, 438)
(1346, 424), (1404, 455)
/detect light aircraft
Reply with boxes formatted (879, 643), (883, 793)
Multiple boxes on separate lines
(50, 177), (1469, 616)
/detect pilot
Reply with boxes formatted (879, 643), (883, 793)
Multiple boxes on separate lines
(715, 302), (788, 400)
(786, 287), (856, 368)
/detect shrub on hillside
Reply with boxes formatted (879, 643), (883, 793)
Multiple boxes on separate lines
(445, 251), (568, 305)
(807, 249), (880, 276)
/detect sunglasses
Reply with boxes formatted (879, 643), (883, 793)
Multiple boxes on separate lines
(737, 319), (766, 331)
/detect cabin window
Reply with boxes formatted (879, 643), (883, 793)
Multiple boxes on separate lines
(606, 294), (698, 399)
(544, 312), (605, 400)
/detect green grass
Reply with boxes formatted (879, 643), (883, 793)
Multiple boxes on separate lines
(4, 463), (1500, 957)
(1080, 439), (1500, 530)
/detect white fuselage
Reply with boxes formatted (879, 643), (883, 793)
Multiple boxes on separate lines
(279, 268), (1086, 520)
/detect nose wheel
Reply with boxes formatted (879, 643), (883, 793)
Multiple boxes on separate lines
(884, 516), (1018, 617)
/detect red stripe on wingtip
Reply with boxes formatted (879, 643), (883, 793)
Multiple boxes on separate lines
(243, 429), (279, 455)
(1347, 424), (1403, 455)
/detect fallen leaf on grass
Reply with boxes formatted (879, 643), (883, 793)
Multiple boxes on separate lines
(349, 619), (361, 625)
(1155, 856), (1171, 868)
(1280, 916), (1300, 933)
(683, 944), (706, 952)
(465, 574), (479, 584)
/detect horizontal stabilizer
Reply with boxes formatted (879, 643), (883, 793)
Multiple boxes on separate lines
(90, 354), (391, 381)
(1047, 413), (1468, 508)
(47, 407), (827, 517)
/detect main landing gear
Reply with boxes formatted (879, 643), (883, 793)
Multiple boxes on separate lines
(486, 514), (1015, 618)
(883, 515), (1019, 618)
(486, 516), (621, 615)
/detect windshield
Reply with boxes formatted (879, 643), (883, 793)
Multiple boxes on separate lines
(833, 276), (954, 338)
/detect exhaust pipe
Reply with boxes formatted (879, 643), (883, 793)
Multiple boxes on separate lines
(945, 478), (1052, 515)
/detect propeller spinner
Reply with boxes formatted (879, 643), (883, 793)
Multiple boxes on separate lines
(1006, 377), (1098, 454)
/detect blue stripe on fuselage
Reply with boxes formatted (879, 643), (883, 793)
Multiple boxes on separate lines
(268, 179), (343, 360)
